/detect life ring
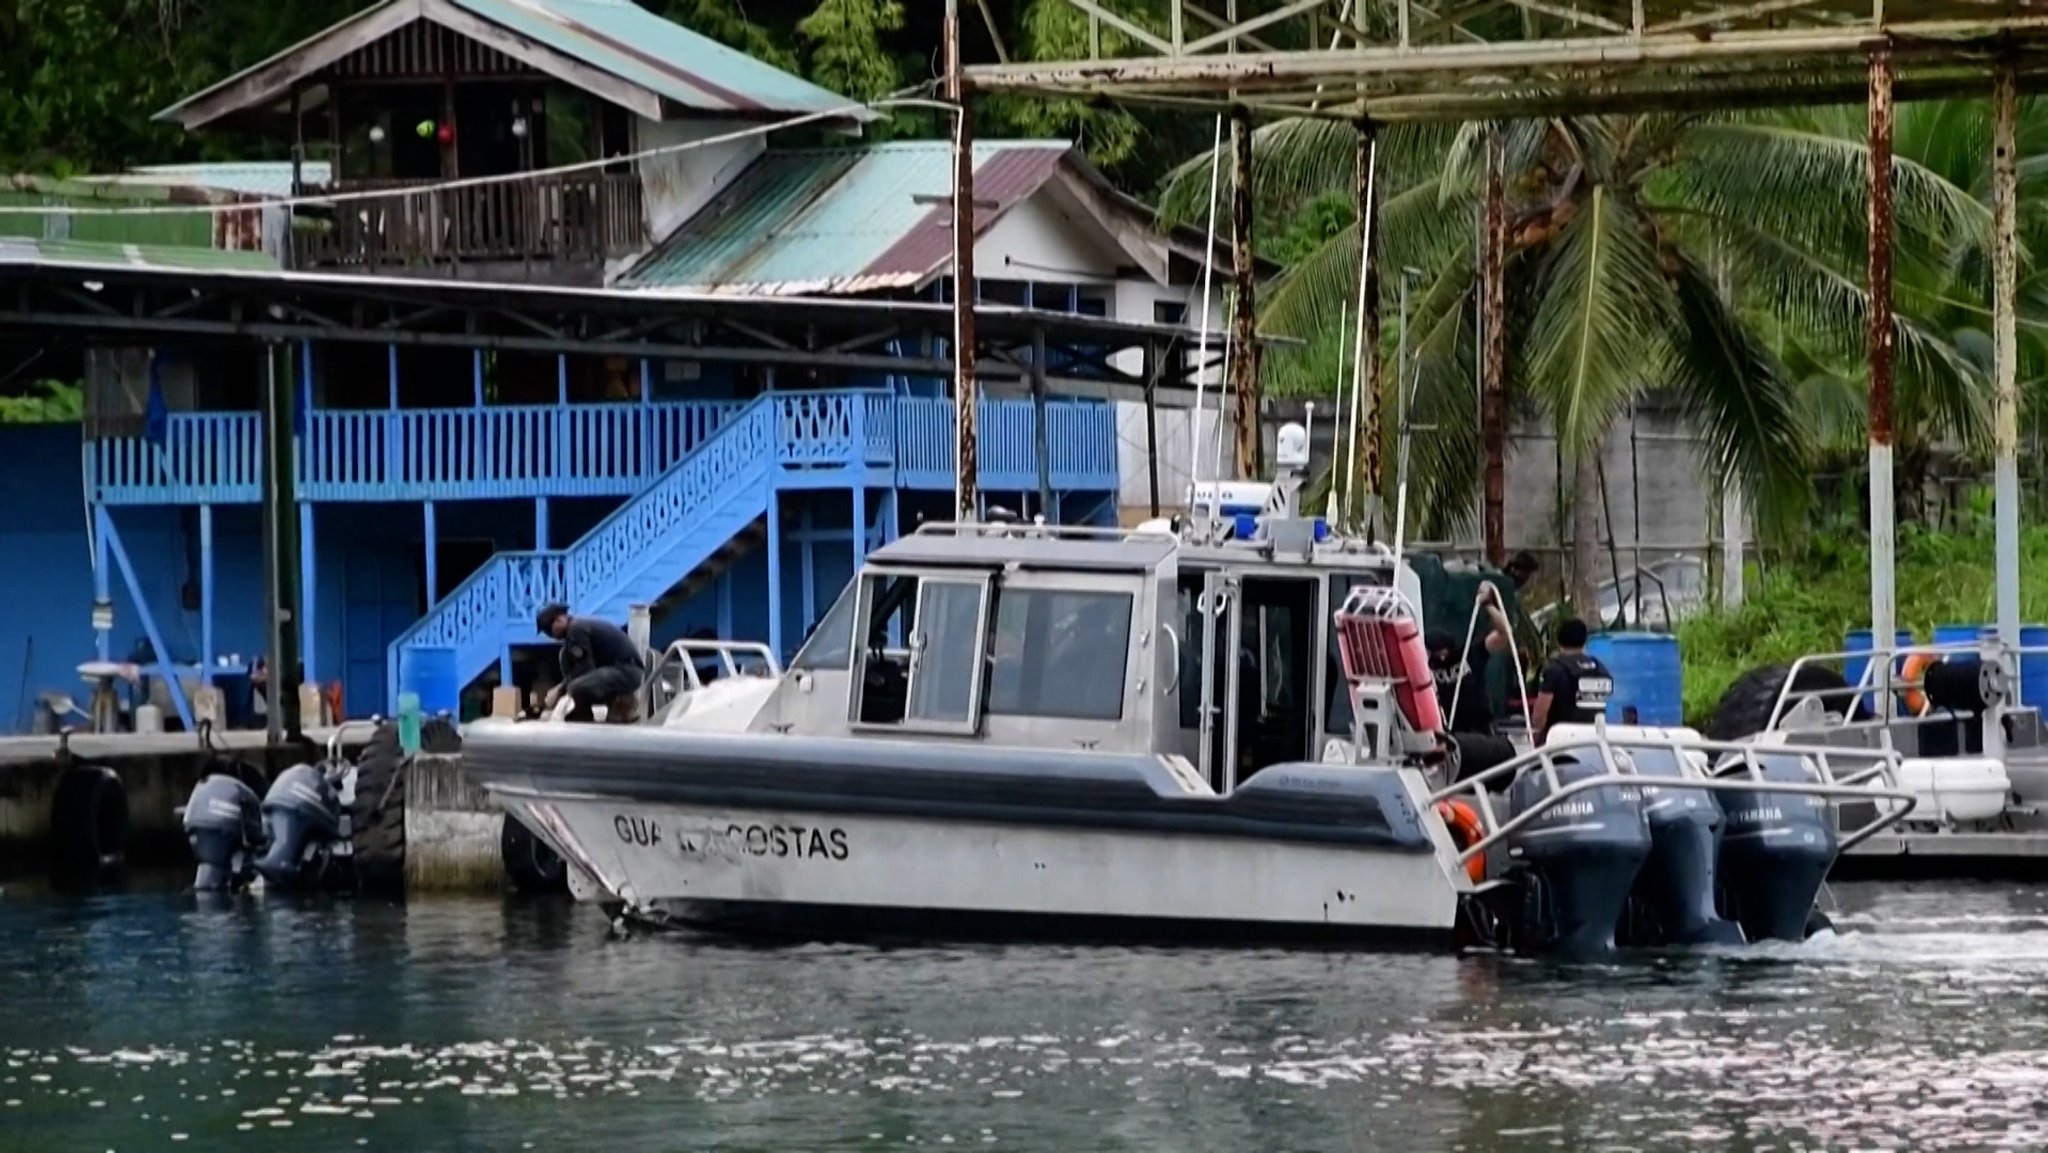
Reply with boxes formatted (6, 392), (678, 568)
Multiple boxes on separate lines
(1900, 653), (1937, 716)
(1435, 799), (1488, 884)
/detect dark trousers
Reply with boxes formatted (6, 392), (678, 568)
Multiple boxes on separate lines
(562, 665), (641, 721)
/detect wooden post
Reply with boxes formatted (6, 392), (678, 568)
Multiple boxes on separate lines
(946, 0), (980, 521)
(1481, 128), (1509, 567)
(1229, 105), (1261, 481)
(1355, 117), (1383, 530)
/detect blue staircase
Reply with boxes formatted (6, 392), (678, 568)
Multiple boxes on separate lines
(383, 392), (882, 710)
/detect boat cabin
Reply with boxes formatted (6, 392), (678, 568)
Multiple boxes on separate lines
(750, 514), (1427, 793)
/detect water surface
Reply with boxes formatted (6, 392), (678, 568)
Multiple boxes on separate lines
(4, 877), (2047, 1151)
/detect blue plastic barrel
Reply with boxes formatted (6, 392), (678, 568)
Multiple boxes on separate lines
(1586, 632), (1682, 726)
(1845, 628), (1913, 712)
(1935, 623), (1984, 669)
(397, 644), (459, 717)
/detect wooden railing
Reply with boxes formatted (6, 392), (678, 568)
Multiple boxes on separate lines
(86, 393), (1122, 506)
(293, 172), (645, 269)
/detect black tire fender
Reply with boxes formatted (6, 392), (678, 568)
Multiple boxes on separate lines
(50, 764), (129, 878)
(500, 812), (569, 895)
(348, 718), (461, 898)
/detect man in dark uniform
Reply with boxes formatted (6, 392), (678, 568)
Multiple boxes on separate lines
(536, 603), (646, 722)
(1426, 582), (1511, 734)
(1532, 618), (1614, 746)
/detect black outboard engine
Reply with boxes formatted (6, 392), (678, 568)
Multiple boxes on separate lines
(182, 773), (267, 891)
(1507, 755), (1651, 955)
(252, 763), (347, 891)
(1715, 751), (1837, 942)
(1623, 748), (1745, 946)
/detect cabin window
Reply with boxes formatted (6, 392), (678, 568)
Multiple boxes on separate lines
(987, 589), (1133, 722)
(850, 571), (991, 731)
(905, 580), (990, 725)
(790, 582), (858, 672)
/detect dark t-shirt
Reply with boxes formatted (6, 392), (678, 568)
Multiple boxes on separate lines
(562, 617), (646, 679)
(1539, 652), (1614, 728)
(1433, 641), (1494, 733)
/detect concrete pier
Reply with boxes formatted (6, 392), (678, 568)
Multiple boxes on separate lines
(406, 752), (505, 893)
(0, 728), (350, 870)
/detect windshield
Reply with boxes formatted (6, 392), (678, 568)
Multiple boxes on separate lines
(789, 580), (858, 671)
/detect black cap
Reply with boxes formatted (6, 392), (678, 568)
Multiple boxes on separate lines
(535, 602), (569, 637)
(1425, 629), (1457, 657)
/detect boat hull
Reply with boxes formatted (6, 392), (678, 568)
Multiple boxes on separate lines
(464, 721), (1467, 943)
(500, 794), (1463, 942)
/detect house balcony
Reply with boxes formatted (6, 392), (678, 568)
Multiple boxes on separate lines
(292, 172), (645, 273)
(84, 391), (1121, 507)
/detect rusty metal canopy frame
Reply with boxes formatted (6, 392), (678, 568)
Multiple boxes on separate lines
(964, 0), (2048, 120)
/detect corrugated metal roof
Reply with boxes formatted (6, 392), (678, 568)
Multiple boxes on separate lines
(158, 0), (873, 127)
(105, 162), (334, 199)
(620, 141), (1073, 296)
(447, 0), (864, 118)
(0, 237), (280, 273)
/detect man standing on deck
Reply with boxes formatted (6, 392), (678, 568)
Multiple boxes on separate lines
(1532, 618), (1614, 746)
(1427, 583), (1512, 734)
(536, 603), (646, 722)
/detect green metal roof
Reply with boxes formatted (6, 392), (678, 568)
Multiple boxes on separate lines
(621, 141), (1074, 296)
(0, 237), (279, 274)
(447, 0), (867, 119)
(158, 0), (876, 128)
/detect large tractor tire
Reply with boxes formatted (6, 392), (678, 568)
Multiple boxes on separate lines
(349, 718), (460, 898)
(1707, 663), (1860, 741)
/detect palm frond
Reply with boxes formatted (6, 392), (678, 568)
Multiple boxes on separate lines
(1154, 117), (1459, 228)
(1660, 249), (1811, 538)
(1519, 186), (1674, 456)
(1677, 204), (1988, 452)
(1254, 175), (1477, 340)
(1665, 120), (2000, 274)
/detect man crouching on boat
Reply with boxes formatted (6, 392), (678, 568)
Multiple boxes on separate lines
(536, 603), (646, 722)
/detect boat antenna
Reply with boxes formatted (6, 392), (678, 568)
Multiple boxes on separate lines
(1187, 115), (1225, 522)
(1345, 132), (1378, 536)
(1328, 300), (1348, 524)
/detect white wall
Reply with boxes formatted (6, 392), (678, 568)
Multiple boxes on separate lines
(636, 117), (765, 242)
(1112, 401), (1237, 516)
(978, 191), (1123, 281)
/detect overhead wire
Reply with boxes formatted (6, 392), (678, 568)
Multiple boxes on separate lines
(4, 86), (949, 219)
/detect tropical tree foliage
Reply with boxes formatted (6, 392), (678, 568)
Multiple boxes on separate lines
(1161, 104), (2030, 608)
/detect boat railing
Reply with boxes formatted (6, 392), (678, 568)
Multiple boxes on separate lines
(906, 520), (1174, 542)
(1767, 642), (2048, 732)
(1427, 730), (1916, 868)
(646, 640), (782, 716)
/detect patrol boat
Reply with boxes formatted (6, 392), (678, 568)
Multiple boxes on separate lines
(462, 432), (1918, 954)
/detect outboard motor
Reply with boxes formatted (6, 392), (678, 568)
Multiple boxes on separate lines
(1623, 747), (1745, 946)
(1715, 752), (1837, 942)
(182, 773), (266, 891)
(252, 763), (347, 891)
(1506, 754), (1651, 955)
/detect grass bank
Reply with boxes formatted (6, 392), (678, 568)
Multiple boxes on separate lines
(1675, 526), (2048, 726)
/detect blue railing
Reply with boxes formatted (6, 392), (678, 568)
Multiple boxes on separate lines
(88, 393), (1117, 505)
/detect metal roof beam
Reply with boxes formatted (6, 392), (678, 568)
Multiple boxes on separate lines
(962, 1), (2048, 118)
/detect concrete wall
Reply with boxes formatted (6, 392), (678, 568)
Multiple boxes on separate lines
(1110, 397), (1724, 584)
(635, 117), (766, 244)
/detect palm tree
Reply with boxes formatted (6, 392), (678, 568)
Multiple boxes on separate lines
(1160, 108), (2001, 614)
